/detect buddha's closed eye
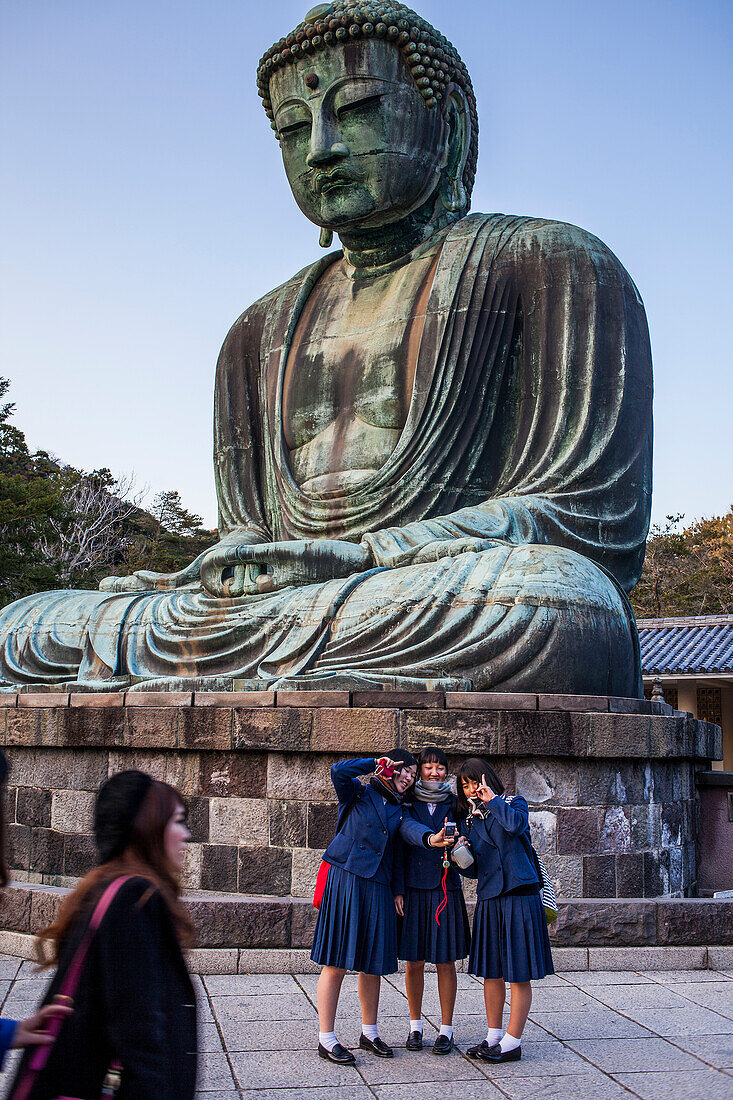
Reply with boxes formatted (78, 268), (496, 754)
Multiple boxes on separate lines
(336, 93), (384, 119)
(279, 118), (311, 137)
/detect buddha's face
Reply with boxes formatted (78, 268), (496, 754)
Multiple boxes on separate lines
(269, 38), (448, 231)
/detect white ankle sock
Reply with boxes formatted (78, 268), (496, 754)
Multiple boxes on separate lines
(439, 1024), (453, 1039)
(319, 1031), (338, 1052)
(486, 1027), (503, 1047)
(410, 1019), (423, 1034)
(499, 1032), (521, 1053)
(362, 1024), (379, 1041)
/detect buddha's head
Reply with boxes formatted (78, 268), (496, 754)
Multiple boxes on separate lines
(257, 2), (478, 239)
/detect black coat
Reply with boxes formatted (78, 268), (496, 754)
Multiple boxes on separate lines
(9, 876), (197, 1100)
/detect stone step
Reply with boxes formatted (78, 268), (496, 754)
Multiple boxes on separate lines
(0, 926), (729, 975)
(2, 883), (731, 952)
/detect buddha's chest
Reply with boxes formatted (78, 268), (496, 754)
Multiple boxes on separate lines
(281, 249), (439, 492)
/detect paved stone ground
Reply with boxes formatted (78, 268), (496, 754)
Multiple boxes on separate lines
(1, 958), (732, 1099)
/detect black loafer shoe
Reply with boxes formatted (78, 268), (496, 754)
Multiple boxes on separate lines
(432, 1034), (453, 1055)
(406, 1030), (423, 1051)
(359, 1034), (394, 1058)
(486, 1043), (521, 1063)
(318, 1042), (355, 1064)
(466, 1039), (491, 1059)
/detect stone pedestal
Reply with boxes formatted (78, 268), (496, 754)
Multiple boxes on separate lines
(0, 690), (721, 905)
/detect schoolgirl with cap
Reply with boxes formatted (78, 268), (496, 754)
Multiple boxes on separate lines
(7, 769), (198, 1100)
(312, 751), (454, 1065)
(397, 746), (470, 1055)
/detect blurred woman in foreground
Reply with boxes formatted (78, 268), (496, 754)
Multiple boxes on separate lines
(8, 769), (197, 1100)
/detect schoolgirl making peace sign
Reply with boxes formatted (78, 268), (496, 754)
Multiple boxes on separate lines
(311, 751), (454, 1065)
(454, 757), (554, 1064)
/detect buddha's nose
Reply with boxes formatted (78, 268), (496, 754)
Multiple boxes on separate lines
(307, 140), (349, 168)
(307, 111), (349, 167)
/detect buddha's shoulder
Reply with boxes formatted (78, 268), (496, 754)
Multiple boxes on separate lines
(460, 211), (621, 263)
(223, 256), (339, 346)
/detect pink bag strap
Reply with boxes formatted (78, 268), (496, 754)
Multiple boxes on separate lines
(11, 876), (133, 1100)
(54, 876), (133, 1004)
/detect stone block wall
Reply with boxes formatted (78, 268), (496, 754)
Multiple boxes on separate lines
(0, 691), (721, 901)
(519, 757), (698, 898)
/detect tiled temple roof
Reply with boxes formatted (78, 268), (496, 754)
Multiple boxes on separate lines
(638, 615), (733, 675)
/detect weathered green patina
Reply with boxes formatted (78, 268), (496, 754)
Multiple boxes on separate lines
(0, 2), (652, 693)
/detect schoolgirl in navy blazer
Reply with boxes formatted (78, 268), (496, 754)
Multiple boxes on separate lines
(323, 757), (428, 890)
(454, 757), (554, 1067)
(397, 746), (471, 1056)
(401, 798), (464, 892)
(311, 751), (451, 1067)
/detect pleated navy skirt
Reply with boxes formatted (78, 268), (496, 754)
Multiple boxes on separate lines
(398, 887), (471, 964)
(468, 890), (554, 982)
(311, 864), (398, 975)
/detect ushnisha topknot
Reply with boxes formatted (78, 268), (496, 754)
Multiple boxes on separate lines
(257, 1), (478, 202)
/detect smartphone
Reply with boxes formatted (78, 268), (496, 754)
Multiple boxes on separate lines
(444, 821), (457, 839)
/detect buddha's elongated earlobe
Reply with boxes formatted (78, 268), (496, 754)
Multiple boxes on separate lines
(438, 85), (471, 217)
(440, 170), (468, 214)
(319, 227), (334, 248)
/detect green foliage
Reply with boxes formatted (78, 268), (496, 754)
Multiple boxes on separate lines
(0, 380), (64, 603)
(0, 379), (216, 608)
(631, 508), (733, 618)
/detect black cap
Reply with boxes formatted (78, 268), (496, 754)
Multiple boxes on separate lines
(94, 770), (154, 863)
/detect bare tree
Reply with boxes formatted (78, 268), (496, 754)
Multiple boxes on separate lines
(36, 468), (144, 588)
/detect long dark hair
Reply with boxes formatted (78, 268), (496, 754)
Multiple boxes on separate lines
(36, 780), (194, 966)
(456, 757), (505, 815)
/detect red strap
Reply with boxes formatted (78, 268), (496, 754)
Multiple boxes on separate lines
(11, 876), (132, 1100)
(434, 863), (449, 926)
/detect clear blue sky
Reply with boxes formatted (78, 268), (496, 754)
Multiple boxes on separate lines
(2, 0), (731, 531)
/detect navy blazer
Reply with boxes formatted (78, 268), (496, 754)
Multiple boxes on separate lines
(323, 758), (430, 894)
(458, 795), (539, 900)
(402, 799), (465, 892)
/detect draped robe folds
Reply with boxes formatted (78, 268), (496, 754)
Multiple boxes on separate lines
(0, 213), (652, 692)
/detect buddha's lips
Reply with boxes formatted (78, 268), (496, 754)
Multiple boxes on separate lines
(315, 170), (357, 194)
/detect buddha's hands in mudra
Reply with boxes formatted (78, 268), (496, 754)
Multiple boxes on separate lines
(200, 539), (373, 598)
(100, 551), (211, 593)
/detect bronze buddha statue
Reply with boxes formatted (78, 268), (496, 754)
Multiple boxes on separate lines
(0, 2), (652, 694)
